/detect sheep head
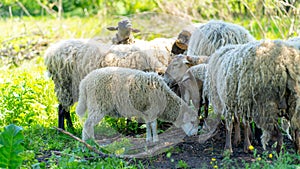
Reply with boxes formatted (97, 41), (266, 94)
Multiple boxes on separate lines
(107, 19), (140, 44)
(171, 30), (192, 55)
(164, 54), (194, 87)
(174, 101), (199, 136)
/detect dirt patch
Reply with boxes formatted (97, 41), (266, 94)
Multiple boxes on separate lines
(139, 121), (298, 169)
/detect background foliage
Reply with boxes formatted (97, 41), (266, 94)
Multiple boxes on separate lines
(0, 0), (300, 168)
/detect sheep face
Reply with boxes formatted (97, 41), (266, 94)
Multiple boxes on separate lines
(164, 54), (192, 87)
(176, 104), (199, 136)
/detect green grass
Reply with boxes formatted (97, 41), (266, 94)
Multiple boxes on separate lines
(0, 3), (300, 167)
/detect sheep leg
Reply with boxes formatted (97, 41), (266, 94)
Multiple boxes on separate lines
(146, 122), (153, 142)
(243, 120), (252, 153)
(233, 115), (241, 146)
(82, 111), (104, 141)
(65, 110), (73, 130)
(295, 129), (300, 154)
(58, 104), (65, 129)
(225, 120), (233, 153)
(151, 120), (159, 142)
(275, 127), (283, 154)
(204, 97), (209, 118)
(58, 104), (73, 130)
(198, 95), (203, 118)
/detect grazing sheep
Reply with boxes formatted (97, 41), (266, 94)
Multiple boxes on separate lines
(107, 19), (140, 44)
(205, 39), (300, 153)
(187, 20), (255, 57)
(76, 67), (199, 142)
(44, 37), (174, 129)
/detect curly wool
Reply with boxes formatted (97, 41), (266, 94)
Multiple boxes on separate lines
(205, 39), (300, 150)
(188, 64), (207, 82)
(187, 20), (255, 57)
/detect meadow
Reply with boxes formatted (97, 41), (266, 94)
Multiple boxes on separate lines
(0, 0), (300, 168)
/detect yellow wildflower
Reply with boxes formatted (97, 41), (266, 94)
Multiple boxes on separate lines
(211, 158), (216, 162)
(257, 157), (261, 161)
(248, 145), (254, 151)
(269, 153), (273, 158)
(214, 165), (218, 168)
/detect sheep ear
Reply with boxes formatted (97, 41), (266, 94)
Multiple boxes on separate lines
(131, 28), (140, 33)
(107, 26), (118, 31)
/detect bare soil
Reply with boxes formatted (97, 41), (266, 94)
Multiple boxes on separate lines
(139, 121), (298, 169)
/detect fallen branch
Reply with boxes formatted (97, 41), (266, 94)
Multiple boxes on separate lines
(54, 126), (187, 159)
(53, 127), (111, 158)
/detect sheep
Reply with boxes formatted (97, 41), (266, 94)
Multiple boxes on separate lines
(107, 19), (140, 44)
(44, 37), (175, 129)
(166, 20), (254, 121)
(187, 20), (255, 57)
(169, 20), (255, 146)
(76, 67), (199, 142)
(205, 39), (300, 154)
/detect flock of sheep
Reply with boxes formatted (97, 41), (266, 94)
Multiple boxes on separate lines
(44, 19), (300, 155)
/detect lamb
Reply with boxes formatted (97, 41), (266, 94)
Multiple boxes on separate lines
(76, 67), (199, 142)
(44, 37), (174, 129)
(187, 20), (255, 57)
(205, 39), (300, 153)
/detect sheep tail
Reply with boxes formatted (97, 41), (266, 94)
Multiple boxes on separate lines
(76, 83), (87, 118)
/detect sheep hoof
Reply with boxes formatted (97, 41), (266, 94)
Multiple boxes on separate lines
(153, 137), (159, 143)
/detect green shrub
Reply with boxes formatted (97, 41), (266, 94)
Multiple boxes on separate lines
(0, 57), (57, 128)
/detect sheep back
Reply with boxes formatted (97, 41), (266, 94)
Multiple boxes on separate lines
(44, 39), (110, 108)
(187, 20), (255, 57)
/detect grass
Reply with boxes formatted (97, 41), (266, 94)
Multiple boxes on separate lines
(0, 5), (300, 167)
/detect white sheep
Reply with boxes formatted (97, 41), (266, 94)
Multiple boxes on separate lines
(76, 67), (199, 142)
(44, 37), (175, 129)
(187, 20), (255, 57)
(205, 39), (300, 153)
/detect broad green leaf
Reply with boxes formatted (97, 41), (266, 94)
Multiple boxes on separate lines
(0, 124), (24, 169)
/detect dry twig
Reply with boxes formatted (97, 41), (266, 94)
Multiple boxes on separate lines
(53, 127), (110, 158)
